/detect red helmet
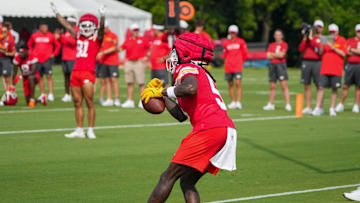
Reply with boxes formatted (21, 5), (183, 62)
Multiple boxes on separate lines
(2, 91), (18, 106)
(78, 13), (98, 37)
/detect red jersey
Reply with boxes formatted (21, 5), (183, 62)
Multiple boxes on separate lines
(27, 31), (60, 63)
(298, 36), (321, 60)
(13, 53), (38, 76)
(267, 41), (288, 64)
(73, 33), (101, 72)
(99, 30), (120, 65)
(59, 31), (77, 61)
(0, 35), (16, 58)
(223, 37), (248, 73)
(320, 35), (347, 76)
(347, 37), (360, 64)
(120, 36), (150, 60)
(173, 63), (235, 131)
(149, 35), (170, 70)
(144, 28), (156, 43)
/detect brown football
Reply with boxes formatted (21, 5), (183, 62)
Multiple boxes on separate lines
(142, 98), (165, 114)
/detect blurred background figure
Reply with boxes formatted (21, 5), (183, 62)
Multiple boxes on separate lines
(223, 25), (247, 110)
(179, 20), (189, 34)
(4, 21), (19, 44)
(264, 29), (291, 111)
(0, 24), (16, 97)
(97, 20), (121, 107)
(193, 19), (211, 40)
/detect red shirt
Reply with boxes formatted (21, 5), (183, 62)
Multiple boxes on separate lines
(99, 30), (120, 65)
(347, 37), (360, 64)
(149, 35), (170, 70)
(173, 63), (235, 131)
(267, 41), (288, 64)
(298, 36), (321, 60)
(144, 28), (156, 43)
(27, 31), (60, 63)
(13, 53), (38, 76)
(73, 33), (101, 72)
(320, 35), (347, 76)
(120, 36), (150, 60)
(223, 37), (248, 73)
(0, 35), (16, 58)
(59, 31), (77, 61)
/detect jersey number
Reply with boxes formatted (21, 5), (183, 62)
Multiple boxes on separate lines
(206, 74), (227, 110)
(77, 40), (89, 58)
(21, 64), (30, 74)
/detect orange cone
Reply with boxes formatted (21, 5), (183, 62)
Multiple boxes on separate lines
(296, 93), (304, 117)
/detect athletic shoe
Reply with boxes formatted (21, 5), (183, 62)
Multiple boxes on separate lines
(87, 129), (96, 139)
(335, 103), (344, 112)
(102, 99), (114, 106)
(263, 103), (275, 110)
(48, 93), (54, 101)
(352, 104), (359, 113)
(302, 107), (312, 114)
(65, 129), (85, 138)
(138, 100), (143, 108)
(121, 99), (135, 108)
(227, 101), (237, 109)
(319, 108), (325, 115)
(344, 187), (360, 201)
(99, 98), (104, 105)
(0, 101), (4, 106)
(236, 102), (242, 109)
(114, 99), (121, 107)
(312, 107), (321, 116)
(38, 94), (47, 106)
(329, 108), (336, 116)
(28, 99), (36, 108)
(285, 104), (292, 111)
(61, 94), (72, 102)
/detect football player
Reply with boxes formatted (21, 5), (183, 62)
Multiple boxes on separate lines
(141, 33), (237, 203)
(51, 2), (105, 139)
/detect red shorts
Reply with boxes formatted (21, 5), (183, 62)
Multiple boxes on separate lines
(70, 70), (96, 87)
(171, 127), (227, 175)
(22, 72), (40, 97)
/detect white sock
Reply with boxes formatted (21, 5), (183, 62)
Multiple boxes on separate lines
(88, 127), (94, 133)
(76, 127), (84, 133)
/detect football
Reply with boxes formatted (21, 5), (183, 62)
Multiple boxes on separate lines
(142, 98), (165, 114)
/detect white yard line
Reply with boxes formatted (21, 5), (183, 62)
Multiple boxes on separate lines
(0, 115), (297, 135)
(0, 108), (73, 114)
(206, 183), (360, 203)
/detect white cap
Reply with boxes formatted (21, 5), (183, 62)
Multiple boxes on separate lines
(153, 24), (164, 30)
(130, 24), (139, 30)
(228, 25), (239, 33)
(355, 24), (360, 31)
(328, 23), (339, 32)
(66, 16), (77, 23)
(180, 20), (188, 29)
(313, 20), (324, 27)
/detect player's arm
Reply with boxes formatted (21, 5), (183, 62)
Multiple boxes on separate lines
(50, 2), (76, 38)
(327, 42), (346, 57)
(163, 97), (187, 122)
(97, 5), (105, 44)
(162, 75), (198, 98)
(349, 47), (360, 56)
(266, 52), (274, 59)
(29, 64), (37, 76)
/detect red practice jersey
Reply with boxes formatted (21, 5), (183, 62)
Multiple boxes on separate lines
(120, 36), (150, 60)
(223, 37), (248, 73)
(0, 35), (16, 58)
(149, 35), (170, 70)
(99, 30), (120, 65)
(298, 36), (321, 60)
(59, 31), (77, 61)
(267, 41), (288, 64)
(13, 53), (38, 76)
(347, 37), (360, 64)
(173, 63), (235, 131)
(27, 31), (60, 62)
(321, 35), (347, 76)
(73, 33), (101, 72)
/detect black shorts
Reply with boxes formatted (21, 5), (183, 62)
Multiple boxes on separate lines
(151, 69), (169, 85)
(319, 74), (342, 89)
(301, 60), (321, 85)
(269, 63), (288, 82)
(344, 63), (360, 87)
(225, 72), (242, 81)
(36, 58), (53, 76)
(0, 57), (12, 76)
(62, 60), (75, 74)
(96, 64), (119, 78)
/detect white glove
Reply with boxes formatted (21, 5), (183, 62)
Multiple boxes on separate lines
(98, 4), (106, 17)
(50, 2), (58, 14)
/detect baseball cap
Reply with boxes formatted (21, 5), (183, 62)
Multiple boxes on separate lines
(228, 25), (239, 33)
(313, 20), (324, 27)
(328, 23), (339, 32)
(180, 20), (188, 29)
(355, 24), (360, 32)
(130, 24), (139, 31)
(153, 24), (164, 30)
(66, 16), (77, 23)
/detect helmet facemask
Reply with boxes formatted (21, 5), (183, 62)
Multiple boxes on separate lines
(166, 48), (179, 74)
(79, 20), (97, 37)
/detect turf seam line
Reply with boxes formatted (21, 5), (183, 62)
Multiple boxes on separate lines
(206, 183), (360, 202)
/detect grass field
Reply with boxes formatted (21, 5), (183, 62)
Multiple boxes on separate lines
(0, 66), (359, 203)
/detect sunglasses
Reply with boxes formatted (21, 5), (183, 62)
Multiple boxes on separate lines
(1, 30), (8, 33)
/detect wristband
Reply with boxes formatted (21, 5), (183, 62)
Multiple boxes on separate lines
(166, 86), (177, 99)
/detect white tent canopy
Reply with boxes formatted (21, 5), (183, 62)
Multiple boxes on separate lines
(0, 0), (152, 44)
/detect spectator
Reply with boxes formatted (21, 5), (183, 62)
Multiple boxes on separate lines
(144, 24), (156, 43)
(4, 21), (19, 44)
(20, 28), (31, 44)
(263, 29), (291, 111)
(148, 24), (171, 87)
(193, 19), (211, 40)
(179, 20), (189, 34)
(335, 24), (360, 113)
(298, 20), (323, 114)
(96, 21), (121, 106)
(118, 24), (150, 108)
(223, 25), (248, 109)
(28, 23), (60, 102)
(58, 17), (77, 102)
(0, 24), (16, 95)
(312, 24), (347, 116)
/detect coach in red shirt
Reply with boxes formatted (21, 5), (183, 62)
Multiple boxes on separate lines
(28, 23), (60, 102)
(313, 24), (347, 116)
(0, 24), (16, 95)
(118, 24), (150, 108)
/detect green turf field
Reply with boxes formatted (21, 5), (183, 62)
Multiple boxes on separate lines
(0, 66), (359, 202)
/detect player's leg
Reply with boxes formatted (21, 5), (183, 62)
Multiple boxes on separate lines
(111, 76), (120, 105)
(339, 85), (349, 105)
(105, 77), (112, 101)
(269, 82), (277, 105)
(36, 63), (46, 98)
(99, 78), (106, 103)
(280, 80), (290, 104)
(180, 169), (205, 203)
(354, 86), (360, 113)
(235, 78), (242, 109)
(122, 61), (135, 108)
(136, 61), (146, 108)
(45, 59), (54, 100)
(82, 81), (96, 139)
(330, 87), (338, 116)
(65, 85), (86, 138)
(27, 75), (37, 107)
(227, 77), (236, 109)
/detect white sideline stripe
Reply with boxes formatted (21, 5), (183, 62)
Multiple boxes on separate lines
(206, 183), (360, 203)
(0, 115), (297, 135)
(0, 108), (73, 114)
